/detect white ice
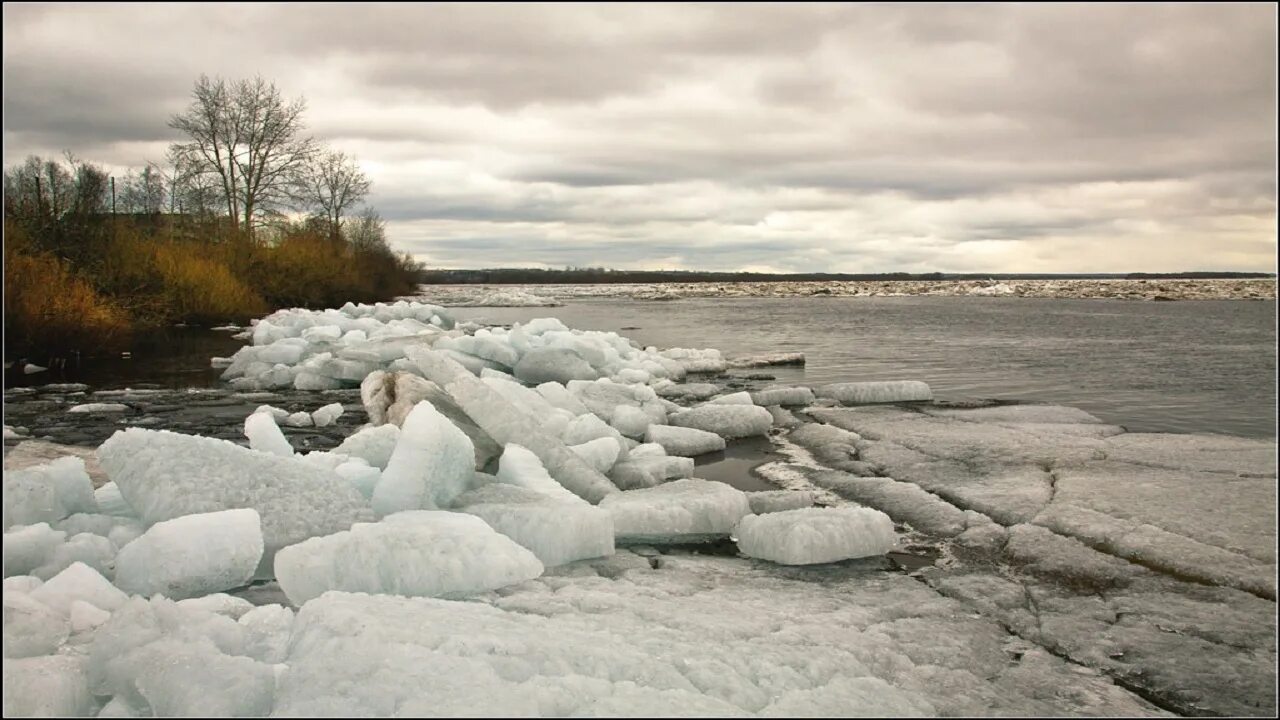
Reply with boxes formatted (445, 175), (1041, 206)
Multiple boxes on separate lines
(97, 428), (370, 574)
(644, 424), (727, 457)
(244, 410), (293, 457)
(749, 386), (816, 406)
(600, 478), (752, 543)
(113, 509), (264, 600)
(735, 507), (897, 565)
(274, 510), (544, 605)
(333, 423), (401, 469)
(568, 436), (623, 474)
(496, 444), (588, 505)
(68, 403), (129, 413)
(816, 380), (933, 404)
(311, 402), (345, 427)
(29, 561), (128, 615)
(668, 404), (774, 439)
(608, 455), (696, 491)
(455, 484), (615, 567)
(373, 401), (475, 517)
(4, 523), (67, 577)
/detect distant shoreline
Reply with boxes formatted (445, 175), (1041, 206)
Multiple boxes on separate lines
(421, 269), (1275, 285)
(411, 278), (1276, 304)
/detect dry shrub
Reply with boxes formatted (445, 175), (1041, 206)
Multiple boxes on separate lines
(151, 242), (266, 324)
(4, 226), (132, 357)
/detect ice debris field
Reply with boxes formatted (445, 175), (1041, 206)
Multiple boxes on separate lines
(3, 300), (1275, 717)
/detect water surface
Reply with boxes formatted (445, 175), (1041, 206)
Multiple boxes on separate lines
(446, 297), (1277, 438)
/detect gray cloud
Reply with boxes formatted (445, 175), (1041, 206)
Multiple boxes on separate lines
(2, 3), (1274, 272)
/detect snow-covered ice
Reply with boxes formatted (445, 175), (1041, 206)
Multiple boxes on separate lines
(274, 511), (544, 605)
(735, 507), (897, 565)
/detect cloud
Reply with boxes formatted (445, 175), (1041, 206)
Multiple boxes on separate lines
(3, 3), (1275, 272)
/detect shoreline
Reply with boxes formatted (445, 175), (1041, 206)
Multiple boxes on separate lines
(3, 300), (1274, 717)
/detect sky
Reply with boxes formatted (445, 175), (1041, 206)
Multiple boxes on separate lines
(3, 3), (1277, 273)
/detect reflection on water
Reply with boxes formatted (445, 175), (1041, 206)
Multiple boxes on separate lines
(447, 296), (1277, 439)
(694, 436), (782, 491)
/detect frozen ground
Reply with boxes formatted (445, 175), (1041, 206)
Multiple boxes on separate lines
(412, 278), (1275, 305)
(3, 300), (1275, 717)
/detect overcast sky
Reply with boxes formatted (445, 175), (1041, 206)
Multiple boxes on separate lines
(4, 3), (1276, 272)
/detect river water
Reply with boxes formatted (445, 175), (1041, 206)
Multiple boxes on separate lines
(443, 296), (1277, 439)
(6, 297), (1274, 439)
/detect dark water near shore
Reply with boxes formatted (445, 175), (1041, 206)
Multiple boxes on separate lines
(7, 297), (1275, 439)
(446, 297), (1277, 439)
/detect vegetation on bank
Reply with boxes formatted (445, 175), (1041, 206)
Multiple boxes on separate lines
(4, 76), (421, 363)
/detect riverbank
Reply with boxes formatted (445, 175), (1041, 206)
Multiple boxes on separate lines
(2, 216), (420, 366)
(3, 300), (1274, 716)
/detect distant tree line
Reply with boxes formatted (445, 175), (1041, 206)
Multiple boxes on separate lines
(4, 75), (422, 361)
(421, 268), (1275, 285)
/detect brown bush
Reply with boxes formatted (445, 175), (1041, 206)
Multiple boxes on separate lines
(4, 224), (132, 358)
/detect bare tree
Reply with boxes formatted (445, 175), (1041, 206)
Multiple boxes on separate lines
(168, 75), (316, 236)
(345, 206), (390, 253)
(301, 149), (371, 241)
(118, 165), (167, 214)
(62, 152), (109, 217)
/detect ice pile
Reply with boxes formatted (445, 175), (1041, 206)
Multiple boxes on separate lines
(453, 288), (562, 307)
(218, 300), (456, 391)
(218, 301), (741, 393)
(274, 511), (544, 605)
(97, 428), (371, 572)
(4, 456), (97, 530)
(735, 507), (897, 565)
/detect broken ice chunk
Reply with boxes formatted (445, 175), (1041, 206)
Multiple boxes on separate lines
(644, 425), (726, 457)
(273, 511), (544, 605)
(600, 479), (752, 544)
(816, 380), (932, 405)
(244, 410), (294, 457)
(735, 507), (896, 565)
(113, 509), (264, 600)
(372, 401), (475, 517)
(667, 405), (773, 439)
